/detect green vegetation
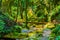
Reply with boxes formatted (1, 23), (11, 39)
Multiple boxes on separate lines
(0, 0), (60, 40)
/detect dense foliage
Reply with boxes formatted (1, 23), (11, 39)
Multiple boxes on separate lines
(0, 0), (60, 40)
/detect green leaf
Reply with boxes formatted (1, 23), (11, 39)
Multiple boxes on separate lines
(0, 20), (5, 30)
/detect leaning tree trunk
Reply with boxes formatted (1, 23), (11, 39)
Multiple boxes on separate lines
(20, 0), (23, 19)
(25, 0), (29, 29)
